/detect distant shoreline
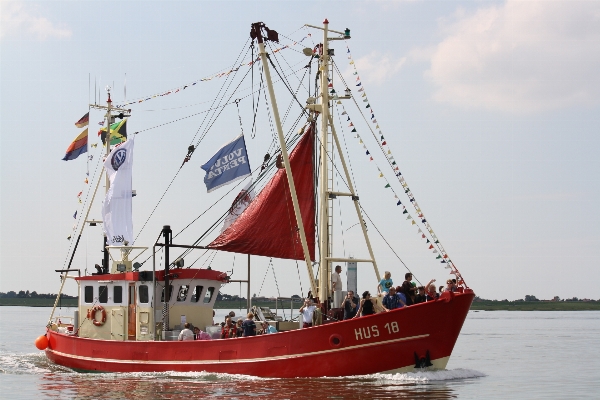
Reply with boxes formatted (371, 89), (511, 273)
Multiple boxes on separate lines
(1, 298), (599, 311)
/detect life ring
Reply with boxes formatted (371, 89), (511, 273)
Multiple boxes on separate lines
(87, 305), (107, 326)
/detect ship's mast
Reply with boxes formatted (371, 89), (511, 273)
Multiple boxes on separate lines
(251, 23), (318, 297)
(306, 19), (382, 304)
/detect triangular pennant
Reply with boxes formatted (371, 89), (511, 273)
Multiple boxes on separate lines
(378, 172), (383, 177)
(358, 88), (364, 92)
(426, 239), (430, 243)
(406, 215), (412, 220)
(396, 200), (402, 205)
(352, 128), (357, 132)
(342, 111), (347, 115)
(356, 82), (362, 86)
(376, 125), (380, 129)
(366, 104), (370, 108)
(402, 209), (408, 214)
(429, 244), (434, 249)
(385, 183), (390, 188)
(366, 150), (370, 155)
(422, 234), (426, 238)
(381, 141), (386, 145)
(349, 122), (354, 127)
(411, 220), (416, 225)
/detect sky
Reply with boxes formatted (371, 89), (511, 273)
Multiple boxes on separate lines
(1, 0), (599, 301)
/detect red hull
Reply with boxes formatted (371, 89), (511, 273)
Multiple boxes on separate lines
(45, 290), (473, 378)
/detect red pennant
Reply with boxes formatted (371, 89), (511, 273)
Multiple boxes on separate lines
(429, 245), (434, 249)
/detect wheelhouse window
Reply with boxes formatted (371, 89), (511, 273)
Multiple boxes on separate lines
(177, 285), (189, 302)
(161, 285), (173, 303)
(203, 287), (215, 304)
(99, 286), (108, 303)
(191, 286), (203, 303)
(113, 286), (123, 303)
(84, 286), (93, 303)
(139, 285), (149, 304)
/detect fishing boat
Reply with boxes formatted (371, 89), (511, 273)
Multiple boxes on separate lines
(38, 19), (474, 378)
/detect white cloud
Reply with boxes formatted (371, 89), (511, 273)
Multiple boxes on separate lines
(348, 52), (407, 86)
(425, 1), (600, 113)
(0, 1), (71, 40)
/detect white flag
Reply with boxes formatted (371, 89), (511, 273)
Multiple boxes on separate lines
(102, 136), (135, 245)
(221, 180), (254, 232)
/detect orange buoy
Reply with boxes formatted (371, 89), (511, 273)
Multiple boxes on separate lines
(35, 335), (48, 350)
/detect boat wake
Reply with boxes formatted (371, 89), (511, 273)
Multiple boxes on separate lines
(367, 368), (486, 382)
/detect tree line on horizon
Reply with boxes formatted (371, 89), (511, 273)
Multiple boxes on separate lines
(0, 290), (76, 299)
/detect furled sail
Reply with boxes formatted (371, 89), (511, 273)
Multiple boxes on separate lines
(208, 127), (315, 261)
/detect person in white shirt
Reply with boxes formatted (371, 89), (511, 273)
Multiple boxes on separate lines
(331, 265), (343, 307)
(178, 322), (194, 341)
(299, 298), (317, 328)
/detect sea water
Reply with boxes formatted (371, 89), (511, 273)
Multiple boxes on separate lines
(1, 307), (598, 399)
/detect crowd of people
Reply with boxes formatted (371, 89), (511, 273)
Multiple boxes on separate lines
(178, 267), (459, 340)
(177, 310), (278, 341)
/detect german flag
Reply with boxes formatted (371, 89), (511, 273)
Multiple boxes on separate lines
(98, 119), (127, 145)
(62, 129), (88, 161)
(74, 112), (89, 128)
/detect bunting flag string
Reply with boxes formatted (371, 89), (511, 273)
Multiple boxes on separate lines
(113, 35), (311, 109)
(329, 43), (465, 285)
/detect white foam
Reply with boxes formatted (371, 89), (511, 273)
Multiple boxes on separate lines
(367, 368), (486, 383)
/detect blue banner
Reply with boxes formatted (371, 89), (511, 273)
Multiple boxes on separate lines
(201, 134), (251, 192)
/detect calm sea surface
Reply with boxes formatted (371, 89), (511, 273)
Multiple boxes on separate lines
(1, 307), (598, 399)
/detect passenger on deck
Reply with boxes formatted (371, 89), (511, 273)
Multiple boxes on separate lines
(439, 285), (445, 294)
(341, 290), (360, 320)
(377, 271), (394, 296)
(331, 265), (343, 307)
(260, 321), (277, 334)
(425, 279), (438, 301)
(221, 317), (236, 339)
(235, 319), (244, 337)
(414, 286), (426, 304)
(178, 322), (194, 341)
(399, 273), (416, 305)
(446, 279), (456, 293)
(382, 287), (406, 311)
(194, 326), (212, 340)
(227, 311), (236, 320)
(242, 313), (256, 337)
(299, 298), (317, 328)
(354, 291), (377, 318)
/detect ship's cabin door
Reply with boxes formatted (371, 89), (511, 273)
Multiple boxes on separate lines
(128, 283), (136, 340)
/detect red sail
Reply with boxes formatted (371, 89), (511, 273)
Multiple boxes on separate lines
(208, 128), (315, 261)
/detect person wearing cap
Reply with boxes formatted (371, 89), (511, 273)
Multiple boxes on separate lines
(341, 290), (360, 320)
